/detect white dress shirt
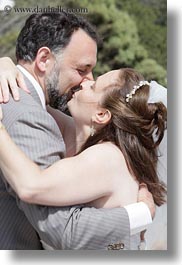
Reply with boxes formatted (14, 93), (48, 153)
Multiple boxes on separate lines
(17, 64), (46, 109)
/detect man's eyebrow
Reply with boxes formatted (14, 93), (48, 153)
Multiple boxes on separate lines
(78, 60), (97, 68)
(77, 63), (94, 68)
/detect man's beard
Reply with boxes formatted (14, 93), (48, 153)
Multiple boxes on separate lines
(48, 88), (69, 113)
(45, 64), (70, 113)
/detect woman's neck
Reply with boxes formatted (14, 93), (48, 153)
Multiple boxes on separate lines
(75, 125), (90, 153)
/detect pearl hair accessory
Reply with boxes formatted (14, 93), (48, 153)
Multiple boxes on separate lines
(126, 80), (150, 103)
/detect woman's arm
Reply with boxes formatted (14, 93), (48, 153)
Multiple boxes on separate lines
(0, 57), (29, 103)
(47, 105), (76, 157)
(0, 113), (115, 206)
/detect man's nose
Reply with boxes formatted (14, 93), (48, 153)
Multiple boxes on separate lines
(83, 71), (94, 81)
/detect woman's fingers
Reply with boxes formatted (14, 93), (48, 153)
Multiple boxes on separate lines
(8, 78), (21, 101)
(0, 70), (30, 103)
(0, 77), (10, 103)
(0, 57), (30, 102)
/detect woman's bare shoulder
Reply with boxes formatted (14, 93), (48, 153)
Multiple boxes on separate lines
(79, 142), (124, 166)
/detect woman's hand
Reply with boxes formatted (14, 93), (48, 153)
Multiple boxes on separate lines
(0, 57), (30, 103)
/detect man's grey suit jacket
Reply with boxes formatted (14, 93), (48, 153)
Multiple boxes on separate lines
(0, 74), (140, 250)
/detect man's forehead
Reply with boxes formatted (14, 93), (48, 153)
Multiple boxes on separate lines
(62, 28), (97, 62)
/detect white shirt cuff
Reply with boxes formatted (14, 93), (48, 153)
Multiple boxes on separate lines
(124, 202), (152, 235)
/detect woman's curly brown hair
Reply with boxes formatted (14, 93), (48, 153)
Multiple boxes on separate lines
(79, 68), (167, 206)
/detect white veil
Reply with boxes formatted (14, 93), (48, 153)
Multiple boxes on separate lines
(148, 80), (167, 107)
(146, 80), (167, 249)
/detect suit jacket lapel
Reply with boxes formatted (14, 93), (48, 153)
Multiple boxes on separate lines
(23, 74), (44, 108)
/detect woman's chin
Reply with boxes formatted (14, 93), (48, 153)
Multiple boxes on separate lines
(67, 101), (72, 113)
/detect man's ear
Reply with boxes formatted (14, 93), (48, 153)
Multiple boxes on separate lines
(93, 108), (111, 125)
(35, 47), (53, 73)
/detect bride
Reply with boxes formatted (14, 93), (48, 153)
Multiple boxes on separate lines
(0, 67), (166, 209)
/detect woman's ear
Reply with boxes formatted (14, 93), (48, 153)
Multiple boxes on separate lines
(93, 108), (111, 125)
(35, 47), (53, 73)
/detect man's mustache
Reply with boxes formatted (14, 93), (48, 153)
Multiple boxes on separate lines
(48, 85), (81, 114)
(66, 85), (81, 101)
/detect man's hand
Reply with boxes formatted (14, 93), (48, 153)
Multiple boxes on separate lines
(138, 183), (156, 219)
(0, 57), (30, 103)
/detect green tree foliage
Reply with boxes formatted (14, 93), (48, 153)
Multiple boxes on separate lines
(135, 58), (167, 85)
(0, 0), (166, 86)
(80, 0), (149, 74)
(115, 0), (167, 69)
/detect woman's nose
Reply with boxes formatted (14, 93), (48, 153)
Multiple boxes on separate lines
(80, 80), (95, 90)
